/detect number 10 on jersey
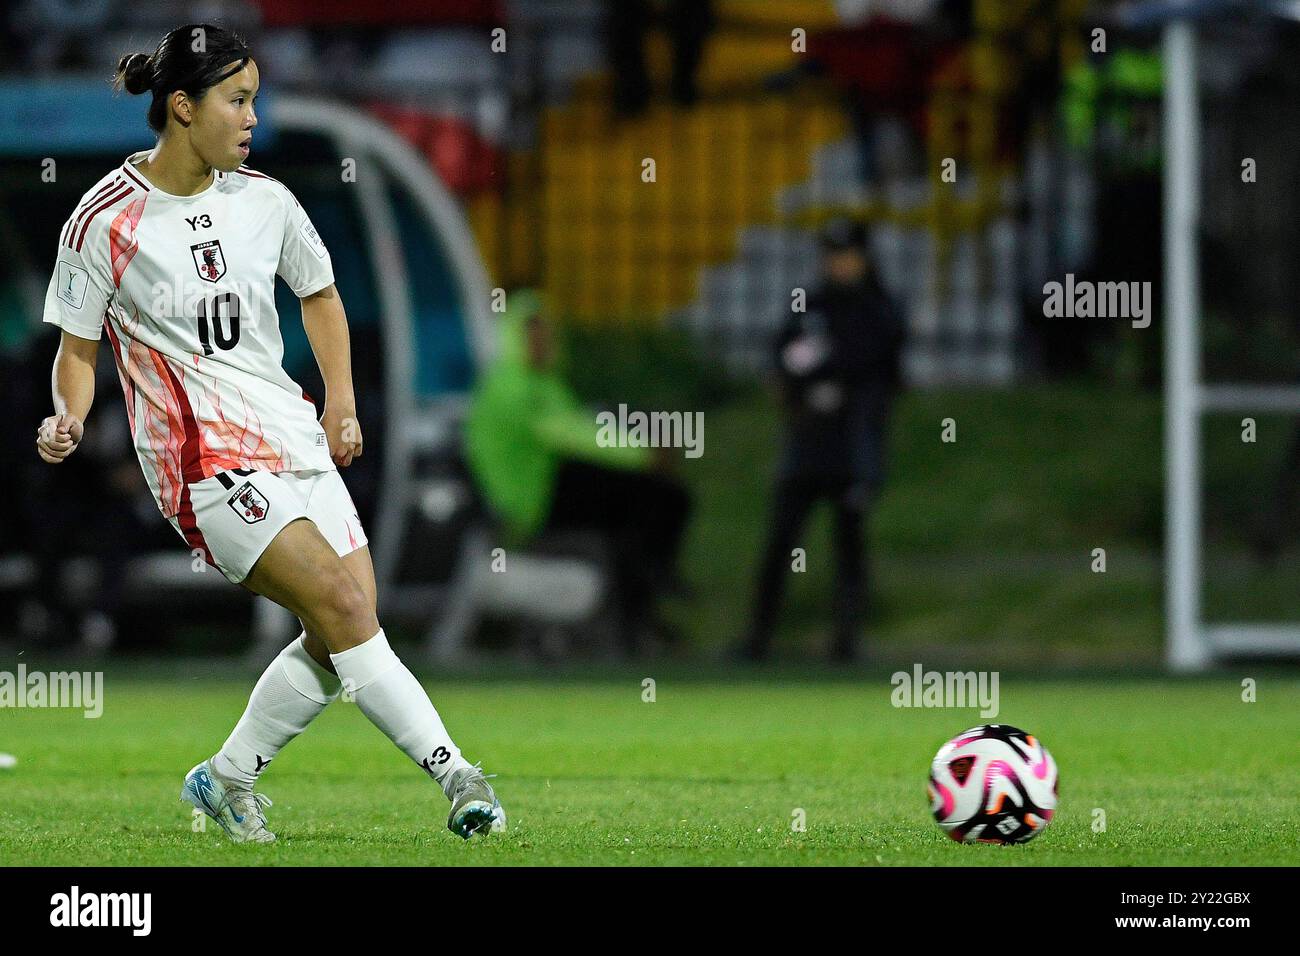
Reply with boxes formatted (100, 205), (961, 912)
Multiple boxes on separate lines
(196, 292), (241, 356)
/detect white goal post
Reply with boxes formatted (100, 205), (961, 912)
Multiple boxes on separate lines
(1160, 10), (1300, 670)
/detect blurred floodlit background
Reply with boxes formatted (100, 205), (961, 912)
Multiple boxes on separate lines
(0, 0), (1297, 671)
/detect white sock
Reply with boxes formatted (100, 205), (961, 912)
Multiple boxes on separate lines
(328, 628), (471, 796)
(212, 632), (340, 786)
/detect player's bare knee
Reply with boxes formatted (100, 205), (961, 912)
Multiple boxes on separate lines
(313, 569), (378, 644)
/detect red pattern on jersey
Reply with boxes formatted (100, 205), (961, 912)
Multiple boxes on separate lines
(174, 483), (217, 569)
(63, 178), (123, 247)
(158, 356), (206, 485)
(108, 314), (300, 515)
(102, 316), (136, 435)
(119, 162), (151, 193)
(91, 157), (328, 518)
(102, 305), (184, 515)
(75, 184), (132, 252)
(159, 350), (217, 563)
(190, 371), (292, 473)
(109, 196), (147, 288)
(106, 301), (304, 516)
(144, 343), (189, 514)
(127, 349), (184, 515)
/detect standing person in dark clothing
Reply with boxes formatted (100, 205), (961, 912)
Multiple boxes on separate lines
(604, 0), (716, 118)
(735, 219), (906, 663)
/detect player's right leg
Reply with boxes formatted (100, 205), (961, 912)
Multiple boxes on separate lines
(175, 470), (361, 844)
(299, 543), (378, 673)
(241, 518), (504, 838)
(181, 522), (378, 841)
(239, 516), (377, 651)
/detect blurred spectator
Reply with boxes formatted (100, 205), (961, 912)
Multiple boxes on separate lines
(769, 1), (970, 185)
(735, 219), (906, 663)
(1045, 43), (1163, 383)
(464, 290), (692, 655)
(604, 0), (715, 118)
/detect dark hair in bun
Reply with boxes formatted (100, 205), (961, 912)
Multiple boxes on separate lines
(115, 52), (155, 95)
(113, 24), (252, 133)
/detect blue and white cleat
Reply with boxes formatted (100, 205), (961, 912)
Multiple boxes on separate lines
(181, 759), (276, 844)
(445, 763), (506, 840)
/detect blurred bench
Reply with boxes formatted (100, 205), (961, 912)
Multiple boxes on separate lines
(0, 551), (294, 654)
(424, 522), (610, 663)
(2, 481), (614, 664)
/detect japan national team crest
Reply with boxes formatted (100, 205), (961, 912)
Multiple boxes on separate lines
(191, 240), (226, 283)
(228, 481), (269, 524)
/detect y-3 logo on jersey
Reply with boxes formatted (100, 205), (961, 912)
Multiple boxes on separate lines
(191, 240), (226, 282)
(185, 214), (213, 230)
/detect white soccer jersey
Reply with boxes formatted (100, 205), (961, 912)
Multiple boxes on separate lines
(42, 150), (337, 521)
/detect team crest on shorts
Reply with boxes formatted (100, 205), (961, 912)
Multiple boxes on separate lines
(191, 240), (227, 283)
(228, 481), (269, 524)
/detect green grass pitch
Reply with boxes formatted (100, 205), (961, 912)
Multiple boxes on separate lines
(1, 669), (1296, 866)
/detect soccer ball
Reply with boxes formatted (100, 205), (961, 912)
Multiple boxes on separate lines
(927, 724), (1058, 844)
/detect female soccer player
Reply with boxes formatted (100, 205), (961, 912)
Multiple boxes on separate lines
(35, 24), (504, 843)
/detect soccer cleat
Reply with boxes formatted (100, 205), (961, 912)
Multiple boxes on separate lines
(445, 763), (506, 840)
(181, 759), (276, 844)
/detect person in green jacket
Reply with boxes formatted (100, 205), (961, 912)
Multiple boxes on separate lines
(463, 289), (691, 654)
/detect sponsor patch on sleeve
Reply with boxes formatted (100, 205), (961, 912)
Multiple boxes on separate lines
(301, 218), (327, 259)
(56, 262), (89, 309)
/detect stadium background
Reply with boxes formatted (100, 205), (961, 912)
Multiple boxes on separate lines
(2, 0), (1296, 666)
(0, 0), (1297, 868)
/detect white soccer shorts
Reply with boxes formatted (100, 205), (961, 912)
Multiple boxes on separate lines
(166, 468), (368, 584)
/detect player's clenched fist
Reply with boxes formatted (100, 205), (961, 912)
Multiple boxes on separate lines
(321, 401), (362, 468)
(36, 413), (84, 464)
